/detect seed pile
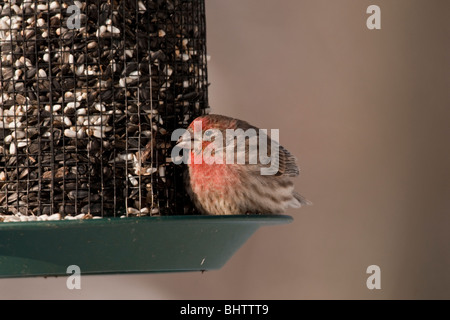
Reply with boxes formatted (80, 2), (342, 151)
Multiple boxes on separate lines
(0, 0), (208, 221)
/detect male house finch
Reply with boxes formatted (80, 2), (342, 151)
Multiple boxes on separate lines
(175, 114), (309, 215)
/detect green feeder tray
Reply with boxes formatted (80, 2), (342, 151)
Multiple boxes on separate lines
(0, 215), (292, 278)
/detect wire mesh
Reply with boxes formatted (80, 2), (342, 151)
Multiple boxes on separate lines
(0, 0), (208, 221)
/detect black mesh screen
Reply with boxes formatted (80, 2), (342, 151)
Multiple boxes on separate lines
(0, 0), (208, 221)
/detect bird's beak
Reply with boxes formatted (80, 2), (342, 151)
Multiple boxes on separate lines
(176, 130), (195, 149)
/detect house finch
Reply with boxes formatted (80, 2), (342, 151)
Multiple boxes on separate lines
(175, 114), (309, 215)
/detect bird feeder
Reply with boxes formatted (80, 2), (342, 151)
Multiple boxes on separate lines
(0, 0), (292, 278)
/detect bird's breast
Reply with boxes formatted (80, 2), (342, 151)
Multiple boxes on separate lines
(188, 161), (241, 194)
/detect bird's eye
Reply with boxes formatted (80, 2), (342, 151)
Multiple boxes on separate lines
(204, 130), (213, 137)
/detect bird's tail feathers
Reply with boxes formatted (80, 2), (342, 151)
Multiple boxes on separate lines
(290, 192), (312, 208)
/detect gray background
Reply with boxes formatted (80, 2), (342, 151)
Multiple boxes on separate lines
(1, 0), (449, 299)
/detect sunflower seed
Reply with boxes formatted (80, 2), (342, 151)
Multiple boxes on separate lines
(64, 129), (77, 138)
(48, 213), (61, 221)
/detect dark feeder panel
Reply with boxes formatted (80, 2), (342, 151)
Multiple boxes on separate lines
(0, 0), (291, 277)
